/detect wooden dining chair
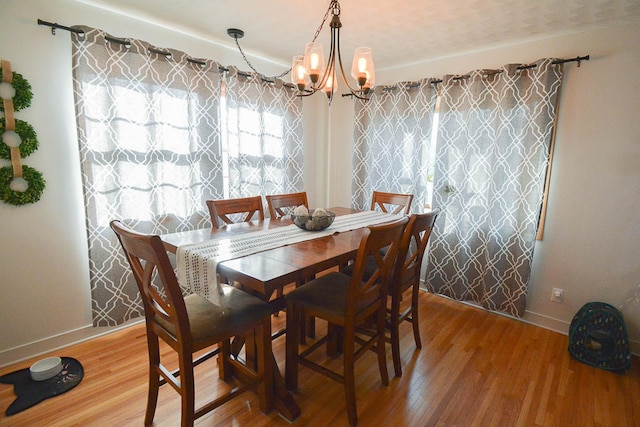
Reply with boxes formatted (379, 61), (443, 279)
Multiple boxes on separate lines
(266, 191), (308, 220)
(206, 196), (265, 229)
(370, 191), (414, 215)
(386, 209), (439, 376)
(285, 216), (408, 426)
(340, 209), (440, 377)
(110, 220), (274, 427)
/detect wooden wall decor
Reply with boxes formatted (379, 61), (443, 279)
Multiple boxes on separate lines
(0, 59), (45, 206)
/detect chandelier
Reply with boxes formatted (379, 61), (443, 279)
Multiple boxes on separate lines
(228, 0), (375, 104)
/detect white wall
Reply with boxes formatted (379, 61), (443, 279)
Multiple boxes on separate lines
(326, 23), (640, 353)
(0, 0), (323, 366)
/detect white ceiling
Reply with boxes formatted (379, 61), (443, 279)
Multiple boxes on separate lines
(79, 0), (640, 71)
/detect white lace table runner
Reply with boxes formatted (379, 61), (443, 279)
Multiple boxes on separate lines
(175, 211), (398, 303)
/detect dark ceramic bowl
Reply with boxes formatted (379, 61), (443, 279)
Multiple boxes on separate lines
(291, 209), (336, 231)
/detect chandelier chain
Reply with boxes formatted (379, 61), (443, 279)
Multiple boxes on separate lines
(311, 1), (335, 44)
(231, 1), (336, 81)
(232, 36), (291, 80)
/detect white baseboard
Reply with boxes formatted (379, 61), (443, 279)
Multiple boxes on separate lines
(522, 309), (571, 335)
(523, 308), (640, 356)
(0, 318), (143, 368)
(425, 289), (640, 357)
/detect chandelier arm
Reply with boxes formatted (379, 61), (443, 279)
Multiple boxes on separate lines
(344, 90), (369, 101)
(324, 58), (335, 100)
(295, 90), (317, 98)
(334, 26), (362, 96)
(339, 54), (368, 99)
(322, 25), (339, 91)
(307, 18), (337, 96)
(313, 9), (341, 100)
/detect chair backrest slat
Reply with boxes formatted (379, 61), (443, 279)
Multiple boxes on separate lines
(347, 217), (409, 313)
(110, 220), (190, 344)
(266, 192), (309, 219)
(391, 209), (440, 293)
(206, 196), (265, 229)
(370, 191), (414, 215)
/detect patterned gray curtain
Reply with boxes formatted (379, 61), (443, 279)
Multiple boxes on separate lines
(224, 66), (304, 202)
(351, 79), (438, 213)
(426, 58), (563, 317)
(71, 26), (224, 326)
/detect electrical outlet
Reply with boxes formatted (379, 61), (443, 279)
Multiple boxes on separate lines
(551, 288), (564, 303)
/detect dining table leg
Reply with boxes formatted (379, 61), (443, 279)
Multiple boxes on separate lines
(271, 351), (301, 420)
(227, 286), (301, 421)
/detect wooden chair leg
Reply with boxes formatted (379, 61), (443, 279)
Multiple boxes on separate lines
(327, 323), (343, 358)
(219, 339), (232, 381)
(293, 278), (316, 340)
(411, 284), (422, 349)
(245, 330), (257, 371)
(299, 310), (316, 344)
(306, 314), (316, 338)
(343, 324), (358, 426)
(274, 288), (283, 317)
(285, 302), (300, 391)
(179, 358), (195, 427)
(145, 336), (161, 426)
(376, 308), (389, 387)
(390, 294), (403, 378)
(257, 319), (274, 413)
(299, 309), (307, 345)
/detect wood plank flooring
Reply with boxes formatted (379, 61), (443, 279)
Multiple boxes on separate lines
(1, 292), (638, 426)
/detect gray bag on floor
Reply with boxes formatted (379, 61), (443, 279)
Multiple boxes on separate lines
(568, 302), (631, 372)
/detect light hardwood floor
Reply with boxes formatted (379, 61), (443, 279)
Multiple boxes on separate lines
(1, 292), (639, 426)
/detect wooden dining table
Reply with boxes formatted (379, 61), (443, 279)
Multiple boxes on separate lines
(162, 207), (370, 304)
(160, 207), (388, 421)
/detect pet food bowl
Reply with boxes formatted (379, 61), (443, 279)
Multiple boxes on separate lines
(30, 356), (62, 381)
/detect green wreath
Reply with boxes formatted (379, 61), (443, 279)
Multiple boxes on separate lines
(0, 118), (38, 159)
(0, 165), (46, 206)
(0, 68), (33, 112)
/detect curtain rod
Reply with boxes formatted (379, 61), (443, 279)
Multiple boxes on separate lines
(37, 19), (298, 89)
(37, 19), (83, 35)
(429, 55), (590, 85)
(37, 19), (587, 94)
(343, 55), (589, 97)
(37, 19), (240, 75)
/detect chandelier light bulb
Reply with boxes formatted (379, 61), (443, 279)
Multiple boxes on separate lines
(311, 55), (320, 71)
(362, 61), (375, 93)
(358, 58), (367, 74)
(304, 42), (325, 85)
(291, 55), (308, 91)
(324, 72), (337, 99)
(351, 47), (374, 88)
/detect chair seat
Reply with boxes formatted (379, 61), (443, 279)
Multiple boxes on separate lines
(157, 285), (273, 346)
(341, 253), (411, 294)
(285, 272), (377, 320)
